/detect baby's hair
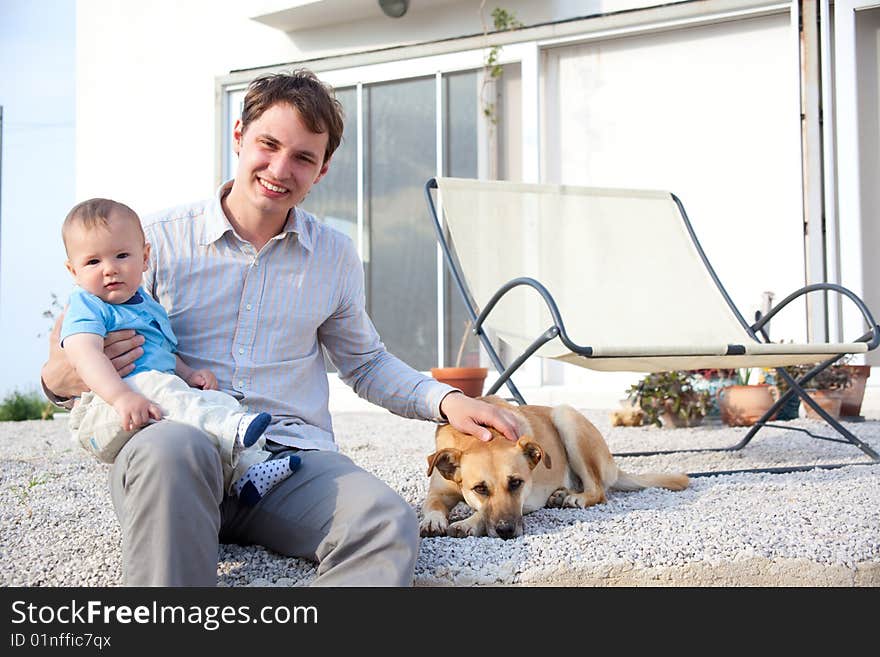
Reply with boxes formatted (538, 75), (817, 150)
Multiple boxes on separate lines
(62, 198), (144, 253)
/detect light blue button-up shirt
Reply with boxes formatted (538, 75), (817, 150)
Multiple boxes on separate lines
(142, 181), (455, 451)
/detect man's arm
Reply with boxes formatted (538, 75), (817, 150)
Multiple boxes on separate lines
(319, 239), (519, 442)
(62, 332), (161, 431)
(41, 312), (146, 401)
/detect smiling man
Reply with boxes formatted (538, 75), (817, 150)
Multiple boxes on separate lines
(42, 69), (519, 586)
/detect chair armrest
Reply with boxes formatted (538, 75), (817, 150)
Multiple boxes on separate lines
(475, 277), (594, 356)
(751, 283), (879, 350)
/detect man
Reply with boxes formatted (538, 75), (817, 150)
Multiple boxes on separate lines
(42, 69), (519, 586)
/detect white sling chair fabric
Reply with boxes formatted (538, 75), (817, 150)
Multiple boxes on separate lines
(435, 177), (868, 373)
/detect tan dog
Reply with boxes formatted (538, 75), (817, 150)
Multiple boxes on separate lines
(610, 406), (645, 427)
(420, 396), (688, 539)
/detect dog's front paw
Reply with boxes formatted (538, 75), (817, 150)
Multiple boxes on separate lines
(560, 491), (606, 508)
(419, 511), (449, 537)
(447, 518), (483, 538)
(546, 487), (569, 507)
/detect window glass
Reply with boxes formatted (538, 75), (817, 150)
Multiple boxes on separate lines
(301, 87), (358, 245)
(365, 76), (438, 370)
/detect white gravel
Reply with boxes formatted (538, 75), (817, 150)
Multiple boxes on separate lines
(1, 409), (878, 586)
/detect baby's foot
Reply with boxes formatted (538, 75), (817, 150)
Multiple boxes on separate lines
(236, 412), (272, 449)
(235, 455), (301, 506)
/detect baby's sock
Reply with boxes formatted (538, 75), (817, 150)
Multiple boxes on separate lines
(236, 412), (272, 449)
(235, 455), (301, 506)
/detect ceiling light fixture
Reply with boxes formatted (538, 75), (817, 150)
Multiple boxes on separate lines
(378, 0), (409, 19)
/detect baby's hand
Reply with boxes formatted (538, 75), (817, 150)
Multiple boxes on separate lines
(113, 390), (162, 432)
(186, 369), (218, 390)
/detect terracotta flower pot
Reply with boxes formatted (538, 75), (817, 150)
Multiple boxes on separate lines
(839, 365), (871, 418)
(717, 384), (777, 426)
(802, 389), (843, 420)
(430, 367), (488, 398)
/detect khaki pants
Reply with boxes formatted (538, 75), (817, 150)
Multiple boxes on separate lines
(69, 370), (267, 489)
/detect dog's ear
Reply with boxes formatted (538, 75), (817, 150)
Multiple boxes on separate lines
(426, 448), (462, 481)
(517, 438), (551, 470)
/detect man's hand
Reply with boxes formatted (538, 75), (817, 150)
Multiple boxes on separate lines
(112, 390), (163, 432)
(186, 369), (218, 390)
(439, 392), (520, 442)
(41, 311), (145, 399)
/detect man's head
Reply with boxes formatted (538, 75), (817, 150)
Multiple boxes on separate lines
(229, 69), (344, 219)
(240, 70), (344, 166)
(63, 199), (149, 304)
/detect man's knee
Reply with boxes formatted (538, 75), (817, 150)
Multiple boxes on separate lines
(371, 486), (419, 547)
(115, 421), (222, 484)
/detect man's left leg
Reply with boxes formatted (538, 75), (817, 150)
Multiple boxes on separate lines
(219, 449), (419, 586)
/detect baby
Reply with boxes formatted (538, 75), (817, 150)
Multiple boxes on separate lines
(59, 198), (298, 504)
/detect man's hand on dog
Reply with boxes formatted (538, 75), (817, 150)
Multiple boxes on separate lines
(439, 392), (519, 442)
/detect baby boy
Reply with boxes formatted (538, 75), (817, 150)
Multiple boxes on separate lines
(60, 198), (298, 504)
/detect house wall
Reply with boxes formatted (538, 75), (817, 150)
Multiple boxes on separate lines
(73, 0), (681, 212)
(72, 0), (876, 399)
(856, 6), (880, 366)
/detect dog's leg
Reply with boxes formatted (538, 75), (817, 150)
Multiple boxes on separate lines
(447, 512), (487, 538)
(546, 485), (606, 509)
(547, 405), (616, 509)
(420, 489), (462, 537)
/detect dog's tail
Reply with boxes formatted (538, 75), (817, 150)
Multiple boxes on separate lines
(611, 469), (689, 492)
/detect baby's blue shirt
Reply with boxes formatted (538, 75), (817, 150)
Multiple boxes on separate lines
(60, 286), (177, 377)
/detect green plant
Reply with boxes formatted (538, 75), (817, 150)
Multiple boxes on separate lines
(626, 371), (710, 428)
(480, 3), (523, 126)
(735, 368), (755, 386)
(0, 390), (55, 422)
(771, 360), (852, 395)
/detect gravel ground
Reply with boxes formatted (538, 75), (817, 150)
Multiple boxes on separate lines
(1, 409), (878, 587)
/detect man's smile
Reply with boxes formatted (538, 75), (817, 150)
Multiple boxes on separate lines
(257, 177), (289, 195)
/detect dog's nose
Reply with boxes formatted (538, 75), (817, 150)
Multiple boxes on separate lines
(494, 520), (517, 540)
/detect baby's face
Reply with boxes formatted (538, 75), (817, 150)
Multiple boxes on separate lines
(65, 212), (149, 304)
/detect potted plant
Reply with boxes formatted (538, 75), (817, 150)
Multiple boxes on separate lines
(716, 368), (778, 427)
(626, 371), (710, 428)
(800, 361), (852, 421)
(837, 359), (872, 419)
(691, 368), (738, 417)
(430, 320), (488, 398)
(760, 366), (801, 421)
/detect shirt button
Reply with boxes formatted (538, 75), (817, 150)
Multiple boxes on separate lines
(238, 380), (244, 388)
(253, 260), (259, 267)
(246, 304), (252, 310)
(238, 348), (244, 355)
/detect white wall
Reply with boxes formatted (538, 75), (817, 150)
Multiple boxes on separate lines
(75, 1), (296, 213)
(73, 1), (697, 212)
(74, 1), (871, 401)
(856, 7), (880, 365)
(0, 0), (76, 398)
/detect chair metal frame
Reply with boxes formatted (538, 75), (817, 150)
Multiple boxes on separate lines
(425, 177), (880, 477)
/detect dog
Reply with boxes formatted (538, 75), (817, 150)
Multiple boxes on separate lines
(419, 395), (688, 539)
(610, 406), (645, 427)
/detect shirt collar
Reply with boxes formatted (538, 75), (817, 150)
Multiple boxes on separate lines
(199, 180), (313, 252)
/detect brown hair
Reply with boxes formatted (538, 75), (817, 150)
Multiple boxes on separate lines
(240, 69), (344, 164)
(62, 198), (143, 253)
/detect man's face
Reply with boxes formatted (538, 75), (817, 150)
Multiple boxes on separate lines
(65, 213), (149, 304)
(232, 102), (330, 217)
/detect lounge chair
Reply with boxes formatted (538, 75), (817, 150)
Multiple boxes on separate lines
(424, 177), (880, 476)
